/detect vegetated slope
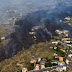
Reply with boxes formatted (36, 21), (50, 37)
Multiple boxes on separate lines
(0, 0), (72, 61)
(0, 42), (54, 72)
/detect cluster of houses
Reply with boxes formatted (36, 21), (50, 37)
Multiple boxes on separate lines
(56, 57), (66, 72)
(16, 56), (71, 72)
(52, 41), (61, 45)
(60, 16), (71, 23)
(52, 28), (72, 71)
(16, 36), (72, 72)
(64, 16), (71, 21)
(52, 29), (72, 50)
(66, 54), (72, 65)
(16, 25), (72, 72)
(56, 55), (72, 72)
(62, 38), (72, 48)
(55, 29), (69, 37)
(17, 57), (47, 72)
(64, 16), (72, 26)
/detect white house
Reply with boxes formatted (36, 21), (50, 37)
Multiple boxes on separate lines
(52, 41), (59, 45)
(65, 41), (71, 44)
(62, 38), (70, 41)
(56, 66), (66, 72)
(55, 30), (63, 34)
(54, 47), (57, 50)
(1, 37), (5, 40)
(37, 57), (41, 62)
(70, 50), (72, 52)
(66, 59), (69, 64)
(63, 30), (69, 34)
(65, 16), (71, 20)
(50, 47), (53, 49)
(67, 44), (72, 47)
(53, 53), (58, 56)
(40, 64), (45, 69)
(68, 54), (72, 58)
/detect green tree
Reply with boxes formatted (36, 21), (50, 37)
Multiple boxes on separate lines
(0, 38), (1, 43)
(26, 62), (34, 71)
(0, 67), (2, 71)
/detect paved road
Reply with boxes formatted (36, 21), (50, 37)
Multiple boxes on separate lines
(64, 44), (72, 62)
(28, 66), (56, 72)
(67, 64), (72, 66)
(64, 44), (72, 72)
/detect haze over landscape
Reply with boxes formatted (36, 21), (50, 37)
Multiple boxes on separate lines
(0, 0), (72, 72)
(0, 0), (72, 23)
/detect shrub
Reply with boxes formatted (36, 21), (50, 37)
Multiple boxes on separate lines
(0, 38), (1, 43)
(26, 62), (34, 71)
(0, 67), (2, 71)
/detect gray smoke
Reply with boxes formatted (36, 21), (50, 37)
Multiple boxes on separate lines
(0, 0), (72, 24)
(0, 0), (72, 61)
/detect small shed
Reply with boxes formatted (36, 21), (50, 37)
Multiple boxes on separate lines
(1, 37), (5, 40)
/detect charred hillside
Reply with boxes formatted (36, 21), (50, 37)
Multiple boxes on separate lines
(0, 8), (72, 61)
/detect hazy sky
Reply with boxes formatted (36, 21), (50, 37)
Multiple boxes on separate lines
(0, 0), (72, 12)
(0, 0), (72, 24)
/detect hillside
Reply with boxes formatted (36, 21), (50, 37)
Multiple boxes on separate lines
(0, 0), (72, 62)
(0, 0), (72, 72)
(0, 42), (54, 72)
